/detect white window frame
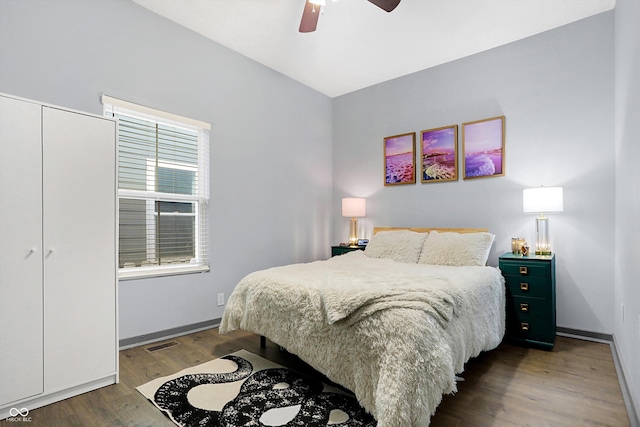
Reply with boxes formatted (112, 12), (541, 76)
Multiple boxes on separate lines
(101, 94), (210, 280)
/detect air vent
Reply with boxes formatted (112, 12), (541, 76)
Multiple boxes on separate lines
(145, 341), (180, 353)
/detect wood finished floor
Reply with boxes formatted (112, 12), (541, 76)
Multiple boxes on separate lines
(1, 329), (630, 427)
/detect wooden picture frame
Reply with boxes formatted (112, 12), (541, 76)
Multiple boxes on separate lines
(420, 125), (458, 183)
(384, 132), (416, 185)
(462, 116), (505, 180)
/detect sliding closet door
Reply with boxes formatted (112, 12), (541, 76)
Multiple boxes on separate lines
(0, 96), (44, 405)
(42, 107), (117, 392)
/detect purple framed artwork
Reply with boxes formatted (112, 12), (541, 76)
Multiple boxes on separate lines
(462, 116), (505, 180)
(384, 132), (416, 185)
(420, 125), (458, 183)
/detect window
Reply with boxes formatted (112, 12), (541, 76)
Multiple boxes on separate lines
(102, 95), (210, 279)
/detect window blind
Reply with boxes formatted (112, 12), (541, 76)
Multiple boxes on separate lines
(102, 95), (210, 279)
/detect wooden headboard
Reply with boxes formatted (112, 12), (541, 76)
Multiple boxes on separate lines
(373, 227), (488, 234)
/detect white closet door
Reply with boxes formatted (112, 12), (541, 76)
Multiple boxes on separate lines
(0, 96), (44, 405)
(42, 107), (116, 392)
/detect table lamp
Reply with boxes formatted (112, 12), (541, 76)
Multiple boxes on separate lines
(342, 198), (366, 246)
(523, 186), (563, 255)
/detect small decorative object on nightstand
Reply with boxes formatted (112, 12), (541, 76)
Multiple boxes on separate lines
(331, 245), (366, 257)
(499, 253), (556, 350)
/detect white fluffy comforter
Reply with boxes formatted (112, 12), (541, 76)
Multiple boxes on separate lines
(219, 251), (505, 426)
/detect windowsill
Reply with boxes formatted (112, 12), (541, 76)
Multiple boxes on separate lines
(118, 264), (210, 281)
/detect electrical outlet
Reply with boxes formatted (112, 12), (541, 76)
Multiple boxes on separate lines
(217, 293), (225, 306)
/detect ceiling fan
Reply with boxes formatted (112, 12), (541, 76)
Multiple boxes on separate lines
(299, 0), (401, 33)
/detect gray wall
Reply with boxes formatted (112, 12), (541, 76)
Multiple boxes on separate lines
(0, 0), (333, 341)
(333, 12), (616, 334)
(615, 0), (640, 418)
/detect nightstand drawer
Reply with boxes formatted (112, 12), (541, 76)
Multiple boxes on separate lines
(508, 296), (554, 321)
(506, 317), (556, 343)
(504, 276), (552, 299)
(499, 260), (551, 278)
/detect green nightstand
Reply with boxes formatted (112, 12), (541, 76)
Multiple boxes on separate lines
(331, 245), (366, 257)
(499, 253), (556, 350)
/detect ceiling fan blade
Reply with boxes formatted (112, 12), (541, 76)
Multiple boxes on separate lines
(299, 0), (320, 33)
(368, 0), (401, 13)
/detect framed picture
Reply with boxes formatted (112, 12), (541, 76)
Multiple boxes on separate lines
(462, 116), (505, 179)
(420, 125), (458, 183)
(384, 132), (416, 185)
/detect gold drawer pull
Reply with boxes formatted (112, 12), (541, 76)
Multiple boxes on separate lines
(519, 266), (528, 275)
(520, 282), (529, 292)
(520, 303), (529, 312)
(521, 322), (530, 332)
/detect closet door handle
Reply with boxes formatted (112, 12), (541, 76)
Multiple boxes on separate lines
(46, 248), (54, 257)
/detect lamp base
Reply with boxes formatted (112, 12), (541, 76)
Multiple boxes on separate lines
(534, 250), (552, 256)
(534, 216), (552, 255)
(349, 217), (358, 246)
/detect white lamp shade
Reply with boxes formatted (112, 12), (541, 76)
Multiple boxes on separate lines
(342, 198), (366, 217)
(523, 187), (564, 213)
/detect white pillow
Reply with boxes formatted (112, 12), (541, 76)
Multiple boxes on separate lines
(364, 230), (428, 263)
(418, 231), (495, 266)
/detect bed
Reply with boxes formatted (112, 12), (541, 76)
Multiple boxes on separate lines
(220, 227), (505, 427)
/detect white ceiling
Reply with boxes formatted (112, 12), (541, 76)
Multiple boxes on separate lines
(132, 0), (615, 98)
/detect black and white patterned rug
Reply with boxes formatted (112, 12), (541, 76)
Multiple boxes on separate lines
(137, 349), (376, 426)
